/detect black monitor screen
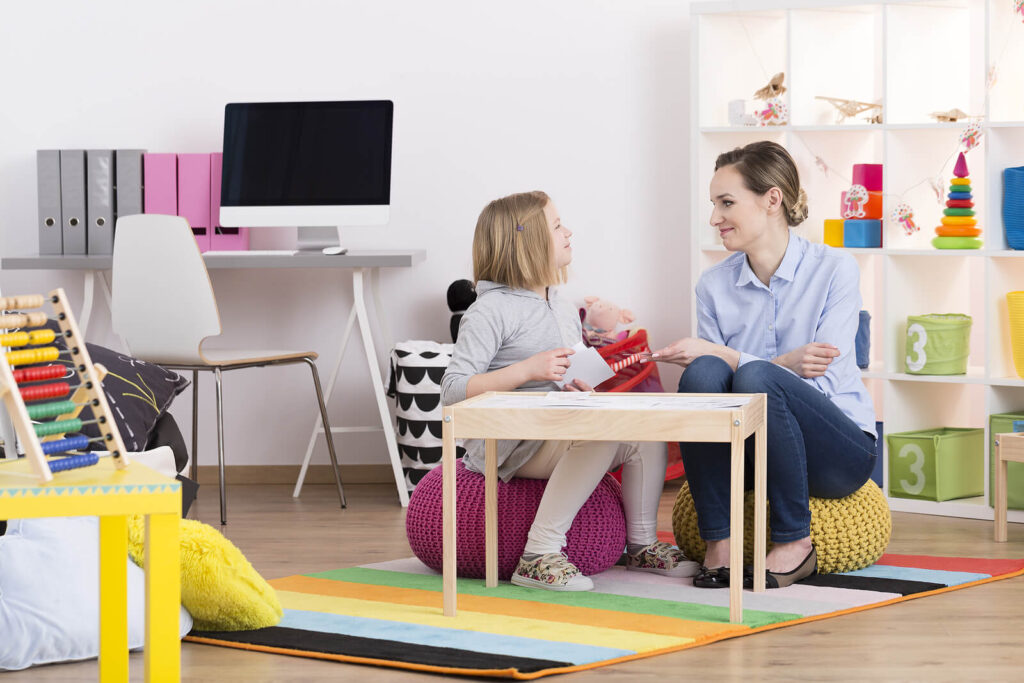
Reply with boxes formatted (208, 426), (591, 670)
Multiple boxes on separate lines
(221, 100), (393, 206)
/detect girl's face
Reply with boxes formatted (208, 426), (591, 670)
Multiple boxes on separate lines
(709, 164), (782, 252)
(544, 201), (573, 268)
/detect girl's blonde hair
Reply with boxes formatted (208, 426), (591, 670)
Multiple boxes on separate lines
(472, 190), (566, 289)
(715, 141), (809, 226)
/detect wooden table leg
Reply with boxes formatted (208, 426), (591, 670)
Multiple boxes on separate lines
(98, 515), (128, 682)
(729, 419), (744, 624)
(995, 439), (1007, 543)
(442, 409), (457, 616)
(752, 416), (767, 592)
(144, 513), (179, 683)
(485, 439), (498, 588)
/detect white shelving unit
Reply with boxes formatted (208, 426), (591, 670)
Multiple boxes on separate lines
(691, 0), (1024, 522)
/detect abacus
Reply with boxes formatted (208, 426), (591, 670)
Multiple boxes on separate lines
(0, 289), (130, 483)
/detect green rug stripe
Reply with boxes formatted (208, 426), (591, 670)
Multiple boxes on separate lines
(305, 567), (799, 628)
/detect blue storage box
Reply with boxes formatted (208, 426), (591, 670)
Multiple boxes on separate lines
(856, 310), (871, 369)
(844, 219), (882, 248)
(1004, 166), (1024, 250)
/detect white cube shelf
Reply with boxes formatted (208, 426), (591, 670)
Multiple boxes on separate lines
(691, 0), (1024, 522)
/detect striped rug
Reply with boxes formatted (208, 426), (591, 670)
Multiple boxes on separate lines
(187, 553), (1024, 679)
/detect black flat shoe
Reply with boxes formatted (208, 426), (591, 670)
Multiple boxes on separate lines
(744, 547), (817, 589)
(693, 565), (730, 588)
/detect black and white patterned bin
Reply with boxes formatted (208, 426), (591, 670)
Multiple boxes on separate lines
(387, 341), (464, 492)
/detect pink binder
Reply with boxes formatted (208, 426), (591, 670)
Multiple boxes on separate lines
(209, 152), (249, 250)
(142, 153), (177, 216)
(177, 153), (211, 251)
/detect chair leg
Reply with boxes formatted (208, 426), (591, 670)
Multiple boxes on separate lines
(214, 367), (227, 525)
(304, 357), (347, 508)
(190, 370), (199, 483)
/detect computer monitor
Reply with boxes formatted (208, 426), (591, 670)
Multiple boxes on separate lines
(219, 100), (393, 254)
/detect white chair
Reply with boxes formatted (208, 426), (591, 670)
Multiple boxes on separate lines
(111, 214), (345, 525)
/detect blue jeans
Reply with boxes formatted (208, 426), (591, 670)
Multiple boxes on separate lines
(678, 356), (876, 543)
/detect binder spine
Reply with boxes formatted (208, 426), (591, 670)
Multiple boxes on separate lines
(86, 150), (115, 255)
(59, 149), (87, 255)
(36, 150), (63, 255)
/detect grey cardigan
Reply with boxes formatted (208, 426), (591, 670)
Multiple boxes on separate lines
(440, 280), (582, 481)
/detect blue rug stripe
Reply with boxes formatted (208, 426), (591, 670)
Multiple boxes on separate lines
(845, 565), (989, 586)
(279, 609), (635, 666)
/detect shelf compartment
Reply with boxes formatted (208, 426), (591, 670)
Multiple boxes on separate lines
(987, 0), (1024, 123)
(987, 256), (1024, 380)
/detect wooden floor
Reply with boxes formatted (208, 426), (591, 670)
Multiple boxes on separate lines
(11, 480), (1024, 681)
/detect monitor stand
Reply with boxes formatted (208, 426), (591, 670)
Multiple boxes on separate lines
(296, 226), (348, 255)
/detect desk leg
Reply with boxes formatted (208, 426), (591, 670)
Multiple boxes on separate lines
(353, 268), (409, 507)
(752, 418), (767, 593)
(442, 408), (457, 616)
(485, 439), (498, 588)
(368, 267), (393, 367)
(294, 305), (357, 498)
(81, 271), (96, 338)
(145, 513), (180, 683)
(99, 515), (128, 682)
(728, 422), (744, 625)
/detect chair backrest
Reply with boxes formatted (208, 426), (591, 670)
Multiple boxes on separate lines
(112, 214), (221, 363)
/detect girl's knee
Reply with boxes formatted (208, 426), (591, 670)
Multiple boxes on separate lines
(732, 360), (780, 394)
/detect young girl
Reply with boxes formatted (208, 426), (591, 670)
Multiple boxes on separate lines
(441, 190), (697, 591)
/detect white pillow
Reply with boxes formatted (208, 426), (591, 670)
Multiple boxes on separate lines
(0, 516), (193, 671)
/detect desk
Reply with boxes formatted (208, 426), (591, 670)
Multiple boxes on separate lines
(994, 432), (1024, 542)
(440, 391), (767, 624)
(0, 250), (426, 506)
(0, 457), (181, 682)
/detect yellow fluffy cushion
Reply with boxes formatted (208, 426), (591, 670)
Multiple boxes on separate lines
(671, 480), (891, 574)
(127, 516), (282, 631)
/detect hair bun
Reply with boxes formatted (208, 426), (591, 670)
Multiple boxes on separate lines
(788, 188), (809, 226)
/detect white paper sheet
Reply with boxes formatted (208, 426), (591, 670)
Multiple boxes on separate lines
(556, 341), (615, 389)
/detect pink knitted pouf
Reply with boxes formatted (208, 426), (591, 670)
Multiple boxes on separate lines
(405, 460), (626, 580)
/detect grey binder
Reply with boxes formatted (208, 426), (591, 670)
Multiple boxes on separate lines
(59, 149), (87, 254)
(36, 150), (63, 254)
(115, 148), (145, 219)
(87, 150), (115, 254)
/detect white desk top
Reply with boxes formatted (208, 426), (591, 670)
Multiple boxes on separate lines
(1, 249), (426, 271)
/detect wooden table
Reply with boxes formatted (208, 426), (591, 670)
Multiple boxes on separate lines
(0, 457), (181, 682)
(440, 391), (767, 624)
(994, 431), (1024, 542)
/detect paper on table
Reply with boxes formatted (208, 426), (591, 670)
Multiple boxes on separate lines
(557, 341), (615, 389)
(472, 393), (751, 411)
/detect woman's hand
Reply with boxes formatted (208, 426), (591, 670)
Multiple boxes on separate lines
(773, 342), (839, 378)
(648, 337), (716, 367)
(520, 348), (575, 382)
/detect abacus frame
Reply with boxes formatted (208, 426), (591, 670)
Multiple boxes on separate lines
(0, 288), (130, 483)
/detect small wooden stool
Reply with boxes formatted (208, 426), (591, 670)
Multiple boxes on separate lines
(994, 432), (1024, 542)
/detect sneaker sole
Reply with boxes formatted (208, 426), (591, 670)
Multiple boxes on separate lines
(510, 573), (594, 591)
(626, 561), (701, 578)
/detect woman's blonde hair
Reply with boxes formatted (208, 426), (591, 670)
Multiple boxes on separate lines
(472, 190), (566, 289)
(715, 141), (808, 226)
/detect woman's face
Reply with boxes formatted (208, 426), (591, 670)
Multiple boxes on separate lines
(544, 201), (573, 268)
(709, 164), (781, 252)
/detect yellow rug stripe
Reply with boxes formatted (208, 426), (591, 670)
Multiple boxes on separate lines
(276, 589), (694, 652)
(273, 575), (743, 641)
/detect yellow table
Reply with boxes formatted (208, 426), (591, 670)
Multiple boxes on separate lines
(440, 392), (767, 624)
(0, 457), (181, 682)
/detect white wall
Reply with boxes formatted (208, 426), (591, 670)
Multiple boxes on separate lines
(0, 0), (692, 468)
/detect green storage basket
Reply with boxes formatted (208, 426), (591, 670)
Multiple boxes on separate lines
(887, 427), (983, 501)
(904, 313), (972, 375)
(988, 412), (1024, 510)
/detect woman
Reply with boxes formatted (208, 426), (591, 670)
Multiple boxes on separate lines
(650, 141), (877, 588)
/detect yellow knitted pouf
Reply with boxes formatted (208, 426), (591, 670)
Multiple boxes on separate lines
(671, 479), (892, 574)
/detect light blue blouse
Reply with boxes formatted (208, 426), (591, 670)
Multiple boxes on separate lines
(695, 232), (876, 437)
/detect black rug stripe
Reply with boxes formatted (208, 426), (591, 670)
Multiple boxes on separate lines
(801, 574), (946, 596)
(190, 626), (572, 674)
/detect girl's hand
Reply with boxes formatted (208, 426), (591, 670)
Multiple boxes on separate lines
(648, 337), (713, 367)
(522, 348), (575, 382)
(773, 342), (839, 378)
(564, 378), (593, 392)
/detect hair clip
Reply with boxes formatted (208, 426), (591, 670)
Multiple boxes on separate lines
(516, 224), (524, 232)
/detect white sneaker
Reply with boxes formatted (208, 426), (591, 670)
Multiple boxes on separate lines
(625, 541), (700, 578)
(510, 553), (594, 591)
